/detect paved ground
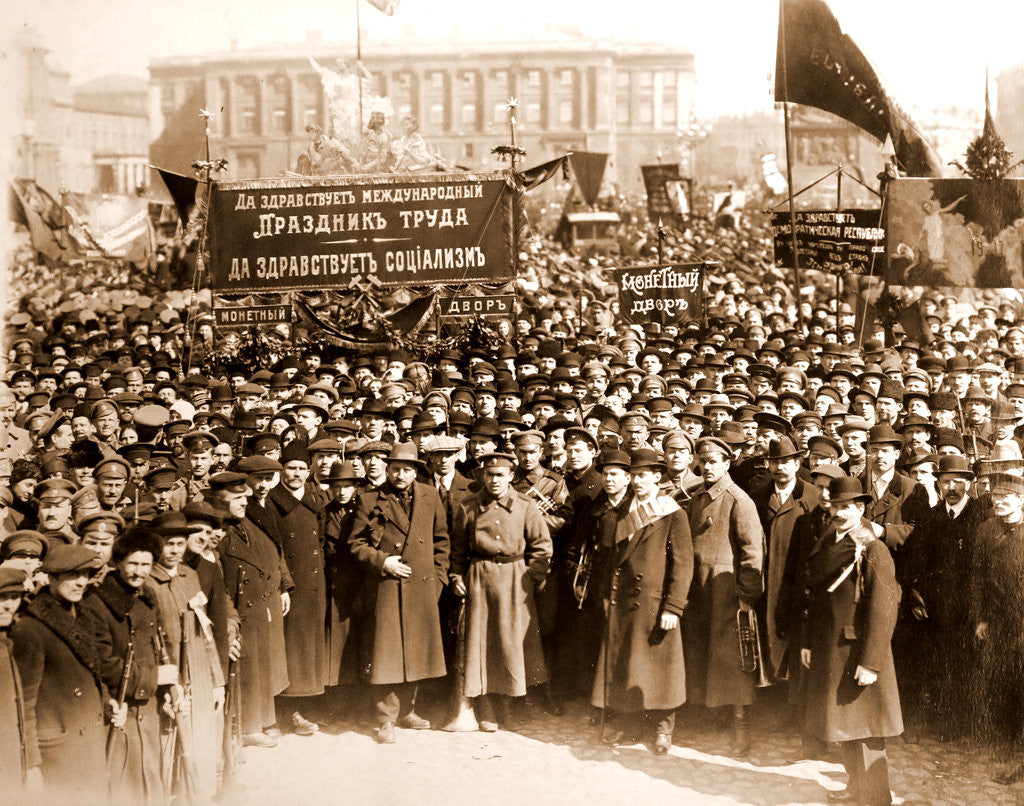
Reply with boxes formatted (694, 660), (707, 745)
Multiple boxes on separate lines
(225, 692), (1024, 806)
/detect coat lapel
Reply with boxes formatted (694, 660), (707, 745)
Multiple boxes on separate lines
(379, 489), (411, 534)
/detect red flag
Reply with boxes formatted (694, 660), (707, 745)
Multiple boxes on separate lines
(155, 167), (201, 227)
(568, 152), (609, 208)
(775, 0), (943, 177)
(8, 181), (79, 265)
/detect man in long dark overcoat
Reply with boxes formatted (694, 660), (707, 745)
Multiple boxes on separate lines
(348, 442), (449, 743)
(803, 476), (902, 806)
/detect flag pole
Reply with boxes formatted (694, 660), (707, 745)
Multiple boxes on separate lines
(356, 0), (364, 130)
(777, 0), (806, 331)
(835, 164), (843, 343)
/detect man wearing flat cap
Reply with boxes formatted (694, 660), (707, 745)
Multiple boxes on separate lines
(802, 476), (902, 806)
(11, 544), (125, 798)
(348, 442), (450, 743)
(684, 435), (765, 756)
(450, 452), (552, 732)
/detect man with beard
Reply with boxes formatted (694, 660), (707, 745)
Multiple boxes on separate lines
(802, 476), (902, 806)
(348, 443), (449, 743)
(451, 452), (551, 731)
(80, 525), (166, 805)
(900, 455), (980, 739)
(210, 472), (292, 748)
(268, 441), (329, 735)
(684, 436), (765, 756)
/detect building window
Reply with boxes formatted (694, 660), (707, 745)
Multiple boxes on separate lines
(241, 108), (257, 134)
(639, 71), (653, 88)
(559, 100), (573, 125)
(494, 102), (508, 123)
(272, 108), (288, 133)
(616, 99), (630, 125)
(662, 101), (677, 125)
(304, 107), (319, 128)
(560, 69), (574, 86)
(528, 70), (541, 87)
(429, 103), (444, 126)
(463, 143), (474, 158)
(461, 103), (476, 126)
(639, 103), (653, 125)
(236, 153), (259, 180)
(526, 103), (541, 124)
(397, 103), (412, 120)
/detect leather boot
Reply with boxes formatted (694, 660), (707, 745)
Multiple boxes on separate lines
(731, 705), (751, 756)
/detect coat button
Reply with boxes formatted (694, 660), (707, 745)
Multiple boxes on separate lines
(630, 602), (639, 610)
(247, 602), (253, 607)
(74, 687), (82, 697)
(635, 573), (643, 581)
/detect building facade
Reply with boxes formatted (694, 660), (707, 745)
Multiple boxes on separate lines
(996, 62), (1024, 165)
(148, 35), (696, 192)
(8, 28), (150, 196)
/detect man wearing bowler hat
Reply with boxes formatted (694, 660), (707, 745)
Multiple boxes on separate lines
(348, 443), (449, 743)
(750, 437), (819, 680)
(901, 454), (980, 738)
(802, 475), (902, 805)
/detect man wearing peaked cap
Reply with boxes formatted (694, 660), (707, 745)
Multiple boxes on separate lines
(511, 429), (568, 541)
(685, 429), (765, 755)
(802, 473), (902, 806)
(447, 438), (552, 732)
(33, 477), (79, 543)
(347, 433), (449, 743)
(76, 510), (125, 566)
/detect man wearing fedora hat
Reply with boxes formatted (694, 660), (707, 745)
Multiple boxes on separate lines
(590, 448), (692, 755)
(750, 437), (819, 680)
(802, 476), (902, 805)
(348, 442), (449, 743)
(900, 455), (980, 739)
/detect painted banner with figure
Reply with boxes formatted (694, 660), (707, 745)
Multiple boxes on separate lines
(885, 178), (1024, 288)
(614, 263), (704, 326)
(208, 171), (516, 292)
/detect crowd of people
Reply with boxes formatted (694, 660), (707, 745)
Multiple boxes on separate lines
(4, 197), (1024, 806)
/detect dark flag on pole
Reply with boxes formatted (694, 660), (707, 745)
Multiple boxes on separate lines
(154, 167), (201, 227)
(519, 155), (571, 192)
(775, 0), (943, 177)
(568, 152), (609, 208)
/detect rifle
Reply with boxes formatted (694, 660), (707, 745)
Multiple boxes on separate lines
(222, 565), (244, 787)
(155, 624), (200, 799)
(105, 639), (134, 771)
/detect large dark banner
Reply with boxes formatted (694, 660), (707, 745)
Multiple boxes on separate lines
(208, 171), (516, 292)
(771, 209), (884, 274)
(641, 164), (683, 224)
(614, 263), (704, 326)
(885, 178), (1024, 288)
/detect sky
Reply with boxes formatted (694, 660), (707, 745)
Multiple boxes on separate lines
(7, 0), (1024, 119)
